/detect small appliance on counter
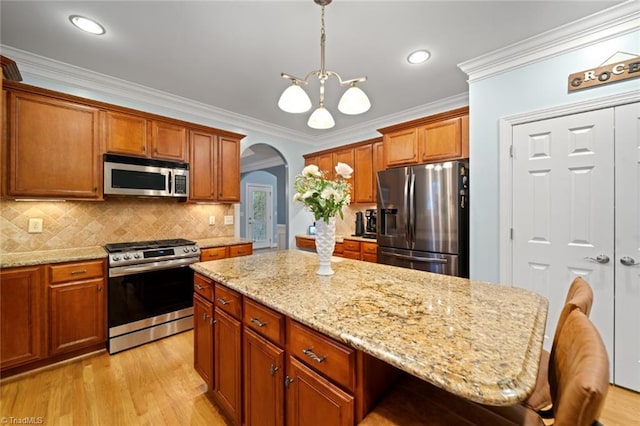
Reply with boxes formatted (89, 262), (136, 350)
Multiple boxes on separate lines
(354, 211), (364, 236)
(361, 209), (377, 239)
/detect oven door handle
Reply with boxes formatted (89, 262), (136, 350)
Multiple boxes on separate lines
(109, 257), (199, 277)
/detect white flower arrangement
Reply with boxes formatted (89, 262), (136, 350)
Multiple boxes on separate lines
(293, 162), (353, 223)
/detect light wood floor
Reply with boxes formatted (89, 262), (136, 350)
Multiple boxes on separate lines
(1, 331), (638, 425)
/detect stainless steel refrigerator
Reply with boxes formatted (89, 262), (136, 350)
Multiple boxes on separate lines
(376, 161), (469, 277)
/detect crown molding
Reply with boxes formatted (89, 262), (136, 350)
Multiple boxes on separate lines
(458, 0), (640, 82)
(241, 157), (286, 174)
(2, 45), (469, 149)
(1, 45), (318, 146)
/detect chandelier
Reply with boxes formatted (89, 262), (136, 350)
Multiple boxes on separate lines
(278, 0), (371, 130)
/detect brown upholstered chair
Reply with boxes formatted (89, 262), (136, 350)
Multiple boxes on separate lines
(359, 300), (609, 426)
(524, 276), (594, 412)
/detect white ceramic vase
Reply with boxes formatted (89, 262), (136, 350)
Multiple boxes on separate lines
(315, 217), (336, 276)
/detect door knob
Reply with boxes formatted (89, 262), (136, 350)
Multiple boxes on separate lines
(584, 254), (610, 264)
(620, 256), (638, 267)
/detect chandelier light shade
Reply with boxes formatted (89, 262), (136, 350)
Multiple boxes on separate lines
(279, 0), (370, 129)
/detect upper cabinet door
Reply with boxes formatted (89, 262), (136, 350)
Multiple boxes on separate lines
(103, 111), (148, 157)
(189, 130), (217, 202)
(418, 117), (462, 162)
(383, 128), (419, 168)
(353, 144), (373, 203)
(8, 92), (101, 199)
(150, 120), (188, 162)
(217, 136), (241, 202)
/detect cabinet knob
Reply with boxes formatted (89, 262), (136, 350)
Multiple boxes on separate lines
(284, 376), (295, 388)
(202, 313), (209, 321)
(97, 286), (102, 291)
(269, 364), (279, 376)
(210, 318), (216, 326)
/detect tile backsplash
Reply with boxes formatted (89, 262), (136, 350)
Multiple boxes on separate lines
(0, 199), (234, 253)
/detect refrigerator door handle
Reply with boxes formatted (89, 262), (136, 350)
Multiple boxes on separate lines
(409, 171), (416, 246)
(383, 252), (448, 264)
(403, 171), (410, 244)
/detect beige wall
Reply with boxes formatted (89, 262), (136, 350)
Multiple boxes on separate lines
(0, 199), (235, 253)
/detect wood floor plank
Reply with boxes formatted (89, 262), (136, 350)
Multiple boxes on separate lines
(1, 330), (638, 425)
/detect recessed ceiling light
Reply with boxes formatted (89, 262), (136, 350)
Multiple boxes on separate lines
(69, 15), (105, 35)
(407, 50), (431, 65)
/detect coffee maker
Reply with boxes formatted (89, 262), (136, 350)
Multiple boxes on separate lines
(363, 209), (377, 238)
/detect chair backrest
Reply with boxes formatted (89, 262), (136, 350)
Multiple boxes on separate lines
(549, 308), (609, 426)
(564, 276), (593, 316)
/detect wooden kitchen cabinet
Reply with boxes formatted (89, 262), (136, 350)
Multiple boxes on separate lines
(214, 308), (243, 425)
(189, 130), (242, 203)
(218, 136), (241, 202)
(103, 110), (148, 157)
(229, 242), (253, 258)
(200, 246), (229, 262)
(6, 90), (101, 199)
(285, 356), (354, 426)
(0, 266), (45, 370)
(361, 242), (378, 263)
(194, 292), (214, 390)
(243, 328), (285, 426)
(343, 240), (361, 260)
(317, 152), (334, 179)
(47, 260), (106, 356)
(354, 144), (374, 203)
(150, 120), (187, 161)
(379, 107), (469, 169)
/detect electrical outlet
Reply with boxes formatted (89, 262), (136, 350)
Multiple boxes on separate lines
(209, 215), (216, 225)
(224, 215), (234, 225)
(28, 218), (43, 233)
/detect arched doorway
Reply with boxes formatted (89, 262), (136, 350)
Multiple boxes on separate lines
(240, 143), (288, 251)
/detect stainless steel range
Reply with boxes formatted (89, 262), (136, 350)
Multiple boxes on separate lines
(105, 238), (200, 354)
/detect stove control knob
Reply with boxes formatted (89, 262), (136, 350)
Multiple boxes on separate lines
(191, 247), (198, 252)
(183, 247), (189, 253)
(112, 255), (121, 261)
(134, 253), (141, 259)
(123, 254), (131, 260)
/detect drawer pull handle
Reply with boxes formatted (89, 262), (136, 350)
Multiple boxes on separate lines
(284, 376), (295, 388)
(195, 284), (204, 290)
(70, 269), (88, 275)
(216, 297), (230, 305)
(250, 317), (267, 327)
(269, 364), (279, 376)
(302, 348), (327, 363)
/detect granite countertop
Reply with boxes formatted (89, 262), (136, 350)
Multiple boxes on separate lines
(0, 246), (108, 268)
(296, 234), (378, 244)
(191, 250), (548, 406)
(0, 237), (253, 268)
(194, 237), (253, 249)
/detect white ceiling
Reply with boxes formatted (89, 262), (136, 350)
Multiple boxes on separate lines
(0, 0), (623, 141)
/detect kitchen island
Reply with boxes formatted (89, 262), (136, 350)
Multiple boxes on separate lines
(192, 249), (548, 409)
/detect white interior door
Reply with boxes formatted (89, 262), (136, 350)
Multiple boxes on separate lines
(512, 109), (615, 375)
(614, 102), (640, 391)
(246, 184), (273, 249)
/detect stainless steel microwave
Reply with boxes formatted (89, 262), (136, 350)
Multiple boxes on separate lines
(103, 154), (189, 198)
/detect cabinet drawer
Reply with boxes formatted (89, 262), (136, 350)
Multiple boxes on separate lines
(343, 240), (360, 252)
(333, 242), (344, 255)
(361, 242), (377, 255)
(194, 273), (214, 301)
(342, 251), (361, 260)
(287, 319), (355, 391)
(48, 260), (104, 284)
(362, 253), (378, 263)
(229, 243), (253, 258)
(214, 283), (242, 319)
(200, 247), (228, 261)
(296, 237), (316, 250)
(243, 298), (285, 346)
